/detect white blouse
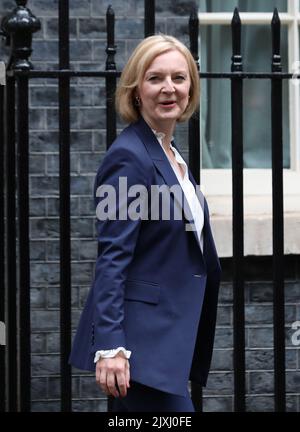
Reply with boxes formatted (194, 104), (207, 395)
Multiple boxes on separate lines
(155, 131), (204, 252)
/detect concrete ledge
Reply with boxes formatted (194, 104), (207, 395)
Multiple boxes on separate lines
(207, 195), (300, 257)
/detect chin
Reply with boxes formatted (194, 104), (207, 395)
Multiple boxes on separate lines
(162, 114), (181, 121)
(160, 110), (181, 117)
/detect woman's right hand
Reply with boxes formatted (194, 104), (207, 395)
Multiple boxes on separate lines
(95, 351), (130, 398)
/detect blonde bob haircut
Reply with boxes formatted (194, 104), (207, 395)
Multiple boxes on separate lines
(115, 34), (200, 124)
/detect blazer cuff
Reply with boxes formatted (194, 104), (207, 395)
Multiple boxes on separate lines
(94, 347), (132, 363)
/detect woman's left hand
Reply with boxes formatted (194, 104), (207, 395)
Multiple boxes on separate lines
(95, 351), (130, 398)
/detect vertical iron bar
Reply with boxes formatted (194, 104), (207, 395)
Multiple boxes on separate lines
(59, 0), (72, 412)
(189, 7), (202, 411)
(5, 75), (18, 412)
(188, 8), (200, 185)
(271, 8), (286, 412)
(144, 0), (155, 37)
(106, 6), (117, 149)
(231, 8), (246, 412)
(105, 6), (116, 412)
(0, 68), (5, 412)
(191, 383), (202, 413)
(16, 75), (31, 412)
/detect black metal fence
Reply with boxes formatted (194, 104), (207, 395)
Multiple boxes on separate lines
(0, 0), (297, 412)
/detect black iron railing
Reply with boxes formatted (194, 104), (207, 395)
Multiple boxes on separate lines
(271, 9), (285, 413)
(0, 60), (5, 413)
(0, 0), (297, 413)
(58, 0), (72, 414)
(230, 8), (245, 412)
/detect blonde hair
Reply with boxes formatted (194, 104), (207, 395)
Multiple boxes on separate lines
(115, 34), (200, 123)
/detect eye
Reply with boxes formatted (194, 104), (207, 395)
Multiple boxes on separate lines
(147, 75), (159, 81)
(173, 75), (186, 81)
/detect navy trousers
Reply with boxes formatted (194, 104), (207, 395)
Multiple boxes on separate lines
(111, 381), (195, 412)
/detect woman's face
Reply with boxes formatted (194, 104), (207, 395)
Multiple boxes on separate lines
(137, 49), (191, 131)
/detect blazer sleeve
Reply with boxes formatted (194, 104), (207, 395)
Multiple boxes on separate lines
(91, 144), (149, 352)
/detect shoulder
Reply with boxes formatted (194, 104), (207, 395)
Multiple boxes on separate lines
(109, 124), (146, 156)
(103, 124), (150, 164)
(95, 124), (153, 185)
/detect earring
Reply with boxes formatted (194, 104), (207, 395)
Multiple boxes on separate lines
(134, 96), (141, 107)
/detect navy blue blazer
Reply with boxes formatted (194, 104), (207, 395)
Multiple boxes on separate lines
(69, 117), (221, 397)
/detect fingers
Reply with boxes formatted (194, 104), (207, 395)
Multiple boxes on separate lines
(107, 371), (120, 398)
(115, 370), (127, 397)
(96, 362), (110, 396)
(95, 357), (130, 398)
(116, 359), (130, 397)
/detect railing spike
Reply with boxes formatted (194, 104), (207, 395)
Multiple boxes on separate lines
(271, 8), (281, 71)
(15, 0), (27, 6)
(232, 7), (241, 25)
(144, 0), (155, 37)
(189, 7), (199, 71)
(106, 5), (116, 71)
(272, 7), (280, 26)
(107, 4), (114, 16)
(189, 6), (198, 22)
(1, 1), (41, 70)
(231, 8), (242, 72)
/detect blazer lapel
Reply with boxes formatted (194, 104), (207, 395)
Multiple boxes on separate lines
(171, 141), (205, 215)
(188, 170), (205, 216)
(188, 171), (209, 252)
(132, 117), (203, 252)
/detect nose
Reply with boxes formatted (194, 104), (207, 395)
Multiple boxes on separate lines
(161, 77), (175, 93)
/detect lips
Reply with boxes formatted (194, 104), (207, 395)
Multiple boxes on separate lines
(159, 101), (176, 106)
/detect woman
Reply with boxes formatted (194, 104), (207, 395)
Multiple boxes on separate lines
(70, 34), (221, 412)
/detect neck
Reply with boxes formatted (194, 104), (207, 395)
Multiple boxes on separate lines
(159, 131), (173, 151)
(142, 116), (175, 151)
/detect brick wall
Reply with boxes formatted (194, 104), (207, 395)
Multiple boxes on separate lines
(203, 257), (300, 412)
(1, 0), (299, 412)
